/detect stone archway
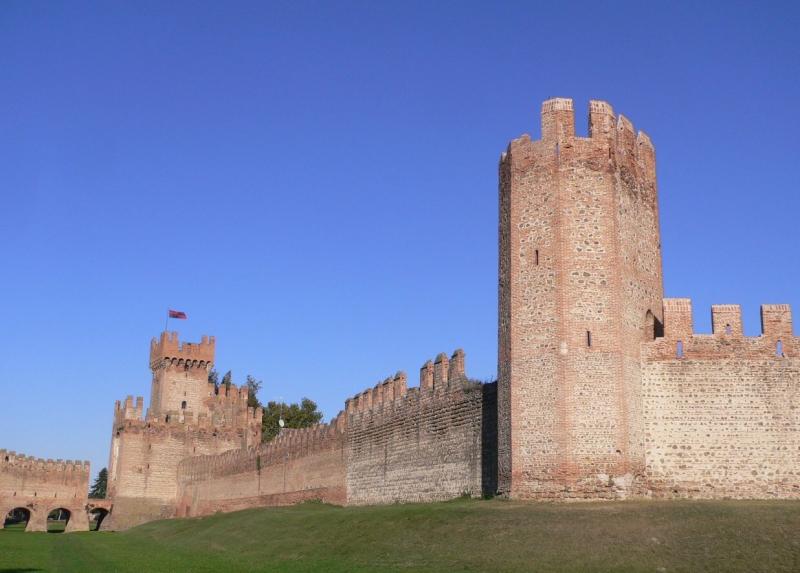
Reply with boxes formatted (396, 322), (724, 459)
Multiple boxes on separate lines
(89, 507), (109, 531)
(2, 507), (31, 531)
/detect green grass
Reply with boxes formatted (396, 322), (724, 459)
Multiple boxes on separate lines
(1, 499), (799, 572)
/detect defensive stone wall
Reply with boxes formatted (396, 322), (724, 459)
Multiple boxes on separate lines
(0, 450), (90, 532)
(642, 299), (799, 498)
(346, 350), (496, 504)
(176, 418), (347, 517)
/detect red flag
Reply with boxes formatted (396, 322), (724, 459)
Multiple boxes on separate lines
(168, 310), (187, 319)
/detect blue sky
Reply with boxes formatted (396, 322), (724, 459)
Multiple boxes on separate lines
(1, 1), (798, 479)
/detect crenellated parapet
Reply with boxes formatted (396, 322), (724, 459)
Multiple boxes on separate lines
(114, 395), (144, 423)
(0, 449), (90, 475)
(344, 349), (470, 421)
(644, 298), (797, 360)
(501, 97), (657, 193)
(149, 331), (215, 369)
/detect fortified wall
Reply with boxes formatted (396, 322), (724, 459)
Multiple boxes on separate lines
(346, 350), (496, 504)
(642, 300), (799, 498)
(175, 349), (497, 518)
(177, 419), (347, 516)
(0, 451), (90, 532)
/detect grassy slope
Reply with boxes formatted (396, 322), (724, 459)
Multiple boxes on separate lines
(1, 499), (799, 572)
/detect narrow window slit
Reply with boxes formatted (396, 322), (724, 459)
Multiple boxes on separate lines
(586, 331), (592, 347)
(534, 249), (539, 266)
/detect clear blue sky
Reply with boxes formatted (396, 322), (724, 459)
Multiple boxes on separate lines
(1, 1), (798, 480)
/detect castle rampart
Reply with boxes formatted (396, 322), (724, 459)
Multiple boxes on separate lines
(346, 350), (495, 505)
(642, 299), (799, 498)
(176, 418), (347, 517)
(169, 349), (496, 514)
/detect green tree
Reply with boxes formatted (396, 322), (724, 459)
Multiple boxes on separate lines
(208, 369), (219, 390)
(245, 375), (262, 409)
(221, 370), (232, 390)
(261, 398), (323, 442)
(89, 468), (107, 499)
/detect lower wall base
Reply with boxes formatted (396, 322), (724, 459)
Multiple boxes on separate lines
(103, 497), (175, 531)
(179, 486), (346, 518)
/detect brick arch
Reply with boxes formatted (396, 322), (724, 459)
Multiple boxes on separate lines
(2, 505), (32, 531)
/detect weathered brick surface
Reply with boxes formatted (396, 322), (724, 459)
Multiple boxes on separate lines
(0, 451), (91, 532)
(642, 299), (800, 498)
(346, 351), (493, 504)
(498, 98), (663, 499)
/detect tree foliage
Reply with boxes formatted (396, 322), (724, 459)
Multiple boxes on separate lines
(89, 468), (108, 499)
(261, 398), (323, 442)
(208, 369), (219, 390)
(221, 370), (232, 390)
(245, 375), (262, 409)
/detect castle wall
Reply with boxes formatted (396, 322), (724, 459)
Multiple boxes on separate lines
(176, 422), (346, 517)
(642, 300), (800, 498)
(170, 350), (495, 515)
(346, 352), (494, 504)
(498, 98), (663, 499)
(0, 450), (90, 532)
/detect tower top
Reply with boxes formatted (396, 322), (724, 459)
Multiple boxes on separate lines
(149, 331), (215, 367)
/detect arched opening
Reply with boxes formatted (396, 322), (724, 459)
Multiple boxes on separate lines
(643, 310), (664, 341)
(776, 340), (784, 358)
(676, 340), (685, 359)
(3, 507), (30, 531)
(47, 508), (71, 533)
(89, 508), (109, 531)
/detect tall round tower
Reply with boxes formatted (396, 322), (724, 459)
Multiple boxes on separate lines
(497, 98), (664, 498)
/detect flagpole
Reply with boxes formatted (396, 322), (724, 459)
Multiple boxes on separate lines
(165, 309), (169, 333)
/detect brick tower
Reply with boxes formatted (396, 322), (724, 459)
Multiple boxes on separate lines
(497, 98), (664, 498)
(106, 331), (263, 529)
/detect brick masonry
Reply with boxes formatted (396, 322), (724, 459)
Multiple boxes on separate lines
(498, 98), (663, 498)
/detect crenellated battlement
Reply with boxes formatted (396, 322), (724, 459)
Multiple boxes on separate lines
(344, 349), (469, 418)
(149, 331), (215, 368)
(0, 449), (90, 473)
(115, 395), (144, 422)
(501, 98), (656, 182)
(644, 298), (797, 360)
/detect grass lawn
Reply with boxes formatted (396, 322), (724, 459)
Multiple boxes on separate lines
(1, 498), (799, 572)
